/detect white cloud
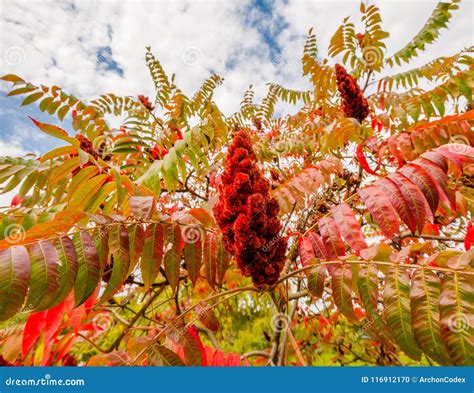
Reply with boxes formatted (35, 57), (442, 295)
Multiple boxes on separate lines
(0, 0), (472, 119)
(0, 139), (28, 156)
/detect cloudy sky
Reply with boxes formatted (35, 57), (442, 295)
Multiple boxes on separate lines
(0, 0), (472, 159)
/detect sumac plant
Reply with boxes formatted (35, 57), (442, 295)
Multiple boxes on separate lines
(0, 1), (473, 367)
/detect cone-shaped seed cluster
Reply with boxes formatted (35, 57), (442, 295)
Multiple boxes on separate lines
(335, 63), (369, 123)
(213, 130), (287, 287)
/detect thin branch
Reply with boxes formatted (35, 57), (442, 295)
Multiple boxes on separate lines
(196, 326), (221, 350)
(396, 230), (464, 243)
(106, 288), (164, 352)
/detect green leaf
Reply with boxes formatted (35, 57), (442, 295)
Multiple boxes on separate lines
(7, 85), (36, 96)
(1, 74), (25, 83)
(100, 224), (130, 303)
(49, 156), (81, 185)
(57, 105), (69, 121)
(26, 240), (61, 311)
(216, 234), (230, 287)
(73, 231), (100, 306)
(196, 301), (220, 331)
(184, 239), (202, 286)
(128, 223), (145, 273)
(411, 267), (451, 365)
(331, 263), (358, 321)
(141, 223), (164, 290)
(129, 196), (154, 220)
(357, 264), (391, 343)
(164, 249), (181, 293)
(68, 174), (108, 208)
(29, 117), (79, 146)
(0, 246), (30, 321)
(383, 265), (422, 360)
(307, 262), (327, 298)
(439, 270), (474, 365)
(162, 150), (179, 192)
(203, 233), (217, 289)
(147, 344), (185, 366)
(49, 236), (79, 308)
(93, 227), (109, 272)
(21, 92), (44, 106)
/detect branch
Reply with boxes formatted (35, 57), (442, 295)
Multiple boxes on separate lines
(106, 288), (164, 352)
(196, 326), (221, 350)
(397, 230), (464, 243)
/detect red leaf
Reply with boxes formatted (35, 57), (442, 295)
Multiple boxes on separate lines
(388, 137), (405, 167)
(388, 173), (429, 233)
(356, 143), (380, 176)
(376, 178), (417, 233)
(171, 325), (206, 366)
(331, 203), (368, 253)
(307, 231), (329, 259)
(399, 164), (439, 214)
(204, 347), (249, 366)
(203, 233), (218, 289)
(318, 217), (345, 259)
(465, 223), (474, 251)
(10, 195), (23, 207)
(358, 186), (400, 239)
(435, 143), (474, 167)
(22, 312), (47, 358)
(420, 151), (448, 172)
(298, 237), (316, 267)
(412, 159), (455, 212)
(22, 296), (72, 360)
